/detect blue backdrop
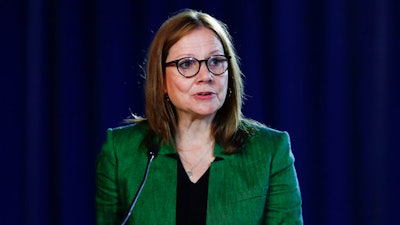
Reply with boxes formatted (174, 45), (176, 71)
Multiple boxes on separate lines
(1, 0), (399, 224)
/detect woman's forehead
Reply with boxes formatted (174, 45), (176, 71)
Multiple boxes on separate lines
(167, 28), (224, 59)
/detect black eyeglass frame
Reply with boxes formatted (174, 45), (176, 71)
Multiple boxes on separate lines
(164, 55), (231, 78)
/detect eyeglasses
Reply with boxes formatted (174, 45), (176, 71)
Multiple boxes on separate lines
(164, 55), (231, 78)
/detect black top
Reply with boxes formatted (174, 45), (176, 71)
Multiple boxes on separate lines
(176, 158), (210, 225)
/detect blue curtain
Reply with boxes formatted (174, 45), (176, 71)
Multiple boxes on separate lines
(2, 0), (399, 224)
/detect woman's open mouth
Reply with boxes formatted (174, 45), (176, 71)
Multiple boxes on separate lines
(197, 92), (213, 96)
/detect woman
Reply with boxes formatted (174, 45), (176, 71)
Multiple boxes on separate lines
(96, 9), (303, 225)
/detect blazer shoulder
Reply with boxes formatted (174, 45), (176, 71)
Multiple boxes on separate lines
(241, 118), (289, 141)
(239, 119), (291, 158)
(104, 121), (150, 150)
(108, 121), (149, 137)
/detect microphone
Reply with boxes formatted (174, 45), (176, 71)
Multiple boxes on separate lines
(148, 144), (159, 158)
(120, 144), (159, 225)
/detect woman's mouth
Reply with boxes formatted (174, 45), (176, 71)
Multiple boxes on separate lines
(197, 92), (213, 96)
(195, 92), (215, 100)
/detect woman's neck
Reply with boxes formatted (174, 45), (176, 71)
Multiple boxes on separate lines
(175, 118), (216, 183)
(176, 117), (214, 151)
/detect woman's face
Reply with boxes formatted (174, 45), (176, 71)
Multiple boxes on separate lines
(165, 27), (228, 122)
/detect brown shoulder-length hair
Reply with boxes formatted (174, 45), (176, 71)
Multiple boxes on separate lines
(131, 9), (249, 154)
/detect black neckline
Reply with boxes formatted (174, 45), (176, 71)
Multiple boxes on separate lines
(176, 158), (209, 225)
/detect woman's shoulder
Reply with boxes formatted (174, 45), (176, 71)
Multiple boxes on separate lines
(241, 118), (288, 138)
(225, 119), (292, 164)
(240, 118), (290, 152)
(100, 121), (151, 158)
(106, 121), (150, 143)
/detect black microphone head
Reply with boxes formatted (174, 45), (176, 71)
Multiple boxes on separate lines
(148, 144), (159, 158)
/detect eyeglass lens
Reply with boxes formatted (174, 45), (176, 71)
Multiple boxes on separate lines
(177, 56), (228, 77)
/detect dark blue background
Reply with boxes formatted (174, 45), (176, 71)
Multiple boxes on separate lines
(1, 0), (399, 224)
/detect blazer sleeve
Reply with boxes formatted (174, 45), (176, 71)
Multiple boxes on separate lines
(96, 128), (122, 225)
(264, 131), (303, 224)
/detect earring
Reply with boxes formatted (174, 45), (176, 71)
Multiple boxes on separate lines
(228, 88), (232, 97)
(165, 93), (170, 102)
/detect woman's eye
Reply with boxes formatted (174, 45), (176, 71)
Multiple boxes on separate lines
(209, 58), (223, 66)
(209, 59), (218, 65)
(178, 59), (196, 69)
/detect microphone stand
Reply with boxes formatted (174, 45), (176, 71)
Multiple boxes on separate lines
(120, 145), (159, 225)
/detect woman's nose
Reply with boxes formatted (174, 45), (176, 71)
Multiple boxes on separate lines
(196, 62), (213, 82)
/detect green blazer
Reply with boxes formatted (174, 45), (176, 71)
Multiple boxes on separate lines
(96, 121), (303, 224)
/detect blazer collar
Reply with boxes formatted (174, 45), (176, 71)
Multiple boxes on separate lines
(157, 141), (234, 160)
